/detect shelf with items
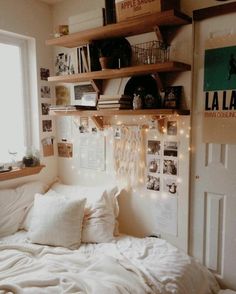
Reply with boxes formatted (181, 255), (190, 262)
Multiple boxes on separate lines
(0, 165), (45, 182)
(49, 108), (190, 130)
(46, 10), (191, 48)
(48, 62), (191, 84)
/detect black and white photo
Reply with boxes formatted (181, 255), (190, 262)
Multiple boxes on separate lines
(163, 159), (178, 176)
(147, 156), (160, 173)
(146, 174), (160, 191)
(167, 121), (177, 136)
(41, 86), (51, 98)
(42, 120), (52, 132)
(41, 103), (51, 115)
(163, 177), (178, 195)
(147, 140), (161, 156)
(164, 141), (178, 157)
(40, 67), (50, 81)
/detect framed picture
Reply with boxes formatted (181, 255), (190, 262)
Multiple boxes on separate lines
(41, 103), (51, 115)
(41, 86), (51, 98)
(163, 86), (182, 109)
(70, 82), (97, 106)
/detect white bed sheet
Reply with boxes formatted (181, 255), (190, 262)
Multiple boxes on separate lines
(0, 231), (220, 294)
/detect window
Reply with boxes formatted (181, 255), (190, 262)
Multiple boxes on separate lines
(0, 32), (35, 165)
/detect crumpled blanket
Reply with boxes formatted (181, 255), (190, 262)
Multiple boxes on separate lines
(0, 232), (221, 294)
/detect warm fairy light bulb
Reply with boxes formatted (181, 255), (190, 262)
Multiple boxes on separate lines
(188, 147), (191, 151)
(186, 134), (189, 138)
(162, 128), (167, 133)
(180, 129), (184, 135)
(177, 177), (182, 184)
(71, 165), (75, 170)
(179, 153), (184, 160)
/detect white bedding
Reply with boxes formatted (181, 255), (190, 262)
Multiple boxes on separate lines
(0, 231), (220, 294)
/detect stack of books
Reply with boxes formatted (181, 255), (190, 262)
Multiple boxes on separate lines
(98, 95), (132, 110)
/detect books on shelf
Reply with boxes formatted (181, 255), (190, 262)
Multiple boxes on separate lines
(49, 105), (76, 111)
(98, 94), (132, 110)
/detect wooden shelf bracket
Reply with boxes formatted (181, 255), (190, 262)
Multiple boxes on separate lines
(91, 116), (104, 130)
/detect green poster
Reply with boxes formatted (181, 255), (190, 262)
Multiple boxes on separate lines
(204, 45), (236, 91)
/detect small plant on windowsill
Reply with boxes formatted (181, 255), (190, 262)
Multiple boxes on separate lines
(22, 148), (40, 167)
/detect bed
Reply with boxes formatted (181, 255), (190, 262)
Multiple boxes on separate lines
(0, 181), (224, 294)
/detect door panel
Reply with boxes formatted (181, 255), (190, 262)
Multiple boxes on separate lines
(191, 13), (236, 290)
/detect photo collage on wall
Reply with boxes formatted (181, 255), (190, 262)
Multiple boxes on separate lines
(146, 121), (179, 196)
(40, 67), (54, 157)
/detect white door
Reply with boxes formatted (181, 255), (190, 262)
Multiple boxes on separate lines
(190, 11), (236, 290)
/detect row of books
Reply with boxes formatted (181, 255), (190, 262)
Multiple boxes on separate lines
(97, 94), (132, 110)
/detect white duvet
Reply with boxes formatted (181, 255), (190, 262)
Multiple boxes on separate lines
(0, 231), (220, 294)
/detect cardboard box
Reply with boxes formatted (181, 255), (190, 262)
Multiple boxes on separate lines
(115, 0), (180, 22)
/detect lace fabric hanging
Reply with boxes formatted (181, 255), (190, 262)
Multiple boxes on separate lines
(113, 126), (145, 187)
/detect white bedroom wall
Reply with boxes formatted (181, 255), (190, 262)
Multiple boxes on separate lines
(0, 0), (57, 189)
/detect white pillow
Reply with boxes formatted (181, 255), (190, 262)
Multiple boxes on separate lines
(28, 192), (86, 249)
(51, 183), (120, 243)
(0, 181), (48, 238)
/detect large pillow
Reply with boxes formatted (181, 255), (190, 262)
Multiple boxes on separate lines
(0, 181), (48, 238)
(28, 192), (86, 249)
(51, 183), (120, 243)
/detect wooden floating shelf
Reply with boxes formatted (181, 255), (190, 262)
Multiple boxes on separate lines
(46, 10), (192, 48)
(49, 108), (190, 130)
(48, 62), (191, 83)
(0, 165), (45, 182)
(50, 108), (190, 116)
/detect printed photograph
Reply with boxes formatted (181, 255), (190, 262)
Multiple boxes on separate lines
(41, 86), (51, 98)
(42, 120), (52, 132)
(163, 177), (178, 195)
(147, 156), (160, 173)
(146, 174), (160, 191)
(147, 140), (161, 156)
(40, 67), (50, 81)
(164, 141), (178, 157)
(41, 103), (51, 115)
(56, 85), (70, 105)
(167, 121), (177, 136)
(163, 159), (178, 176)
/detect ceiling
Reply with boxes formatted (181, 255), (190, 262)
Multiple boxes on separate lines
(40, 0), (64, 5)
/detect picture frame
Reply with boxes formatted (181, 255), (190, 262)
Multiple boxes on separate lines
(70, 82), (98, 106)
(163, 86), (182, 109)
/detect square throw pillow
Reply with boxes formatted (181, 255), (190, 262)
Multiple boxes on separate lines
(28, 192), (86, 249)
(51, 183), (120, 243)
(0, 181), (48, 238)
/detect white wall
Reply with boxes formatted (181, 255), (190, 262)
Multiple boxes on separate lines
(0, 0), (57, 189)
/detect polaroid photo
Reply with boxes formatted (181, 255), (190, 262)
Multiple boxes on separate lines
(167, 121), (177, 136)
(41, 86), (51, 98)
(40, 68), (50, 81)
(163, 177), (178, 196)
(146, 174), (160, 191)
(41, 103), (51, 115)
(164, 141), (178, 157)
(42, 120), (52, 132)
(147, 155), (160, 173)
(163, 159), (178, 176)
(147, 140), (161, 156)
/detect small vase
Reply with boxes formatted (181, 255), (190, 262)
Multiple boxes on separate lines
(99, 57), (111, 70)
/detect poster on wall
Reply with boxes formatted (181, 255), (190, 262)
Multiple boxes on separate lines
(155, 195), (178, 236)
(203, 35), (236, 143)
(79, 134), (105, 171)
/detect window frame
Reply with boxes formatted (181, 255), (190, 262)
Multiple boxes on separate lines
(0, 31), (33, 163)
